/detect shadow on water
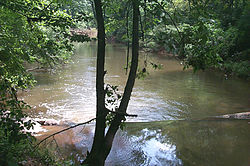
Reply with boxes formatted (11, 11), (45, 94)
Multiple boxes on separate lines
(23, 43), (250, 165)
(38, 120), (250, 166)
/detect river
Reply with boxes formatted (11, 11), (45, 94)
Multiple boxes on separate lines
(22, 43), (250, 165)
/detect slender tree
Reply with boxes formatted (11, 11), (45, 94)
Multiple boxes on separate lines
(83, 0), (139, 165)
(103, 0), (139, 159)
(83, 0), (106, 165)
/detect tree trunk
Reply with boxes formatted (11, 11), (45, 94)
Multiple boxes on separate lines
(126, 5), (130, 75)
(102, 0), (140, 160)
(83, 0), (140, 165)
(83, 0), (107, 165)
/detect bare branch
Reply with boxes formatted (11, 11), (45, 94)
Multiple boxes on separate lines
(34, 117), (96, 149)
(34, 109), (137, 149)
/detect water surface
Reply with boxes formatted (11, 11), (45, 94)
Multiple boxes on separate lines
(39, 120), (250, 166)
(23, 43), (250, 165)
(22, 43), (250, 122)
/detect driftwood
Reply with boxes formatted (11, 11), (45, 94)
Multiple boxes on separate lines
(186, 112), (250, 122)
(214, 112), (250, 120)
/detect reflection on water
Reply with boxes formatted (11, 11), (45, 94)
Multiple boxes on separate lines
(21, 43), (250, 122)
(125, 120), (250, 166)
(39, 120), (250, 166)
(23, 43), (250, 165)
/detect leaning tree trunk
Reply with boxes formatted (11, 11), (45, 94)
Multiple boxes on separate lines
(102, 0), (140, 160)
(83, 0), (140, 165)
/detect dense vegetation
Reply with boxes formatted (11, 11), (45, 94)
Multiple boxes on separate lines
(0, 0), (249, 165)
(102, 0), (250, 78)
(0, 0), (89, 165)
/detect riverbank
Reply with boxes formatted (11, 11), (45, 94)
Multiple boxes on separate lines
(68, 29), (249, 79)
(70, 28), (97, 39)
(105, 35), (250, 80)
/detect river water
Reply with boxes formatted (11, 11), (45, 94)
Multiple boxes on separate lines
(22, 43), (250, 165)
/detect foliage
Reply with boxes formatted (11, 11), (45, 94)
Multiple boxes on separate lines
(70, 33), (91, 43)
(101, 0), (249, 78)
(105, 84), (121, 111)
(136, 61), (162, 79)
(0, 0), (249, 164)
(103, 0), (132, 43)
(0, 0), (75, 79)
(159, 0), (250, 77)
(105, 84), (121, 126)
(65, 0), (95, 29)
(0, 129), (76, 166)
(223, 61), (250, 78)
(180, 18), (223, 71)
(0, 128), (33, 166)
(0, 0), (90, 165)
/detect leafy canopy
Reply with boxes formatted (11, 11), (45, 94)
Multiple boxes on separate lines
(0, 0), (90, 164)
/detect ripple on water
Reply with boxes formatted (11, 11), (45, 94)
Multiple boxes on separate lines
(105, 128), (182, 166)
(29, 44), (250, 165)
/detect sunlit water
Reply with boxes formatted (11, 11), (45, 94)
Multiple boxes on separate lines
(21, 43), (250, 122)
(22, 43), (250, 165)
(39, 120), (250, 166)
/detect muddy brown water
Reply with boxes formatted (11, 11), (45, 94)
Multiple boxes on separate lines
(22, 43), (250, 165)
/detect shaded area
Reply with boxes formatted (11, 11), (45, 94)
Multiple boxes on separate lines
(124, 120), (250, 166)
(38, 120), (250, 166)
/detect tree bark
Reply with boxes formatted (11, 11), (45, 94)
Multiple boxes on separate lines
(126, 5), (130, 75)
(83, 0), (140, 165)
(102, 0), (140, 160)
(83, 0), (107, 165)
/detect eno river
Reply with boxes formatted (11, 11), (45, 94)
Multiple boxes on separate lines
(22, 43), (250, 166)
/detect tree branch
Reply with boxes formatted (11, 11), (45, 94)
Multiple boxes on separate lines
(34, 108), (137, 149)
(153, 0), (182, 40)
(34, 117), (96, 149)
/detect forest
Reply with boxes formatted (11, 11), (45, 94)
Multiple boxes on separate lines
(0, 0), (249, 165)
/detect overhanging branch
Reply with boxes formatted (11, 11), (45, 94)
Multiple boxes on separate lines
(34, 117), (96, 149)
(34, 109), (137, 149)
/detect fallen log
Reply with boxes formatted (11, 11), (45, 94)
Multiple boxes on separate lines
(214, 112), (250, 120)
